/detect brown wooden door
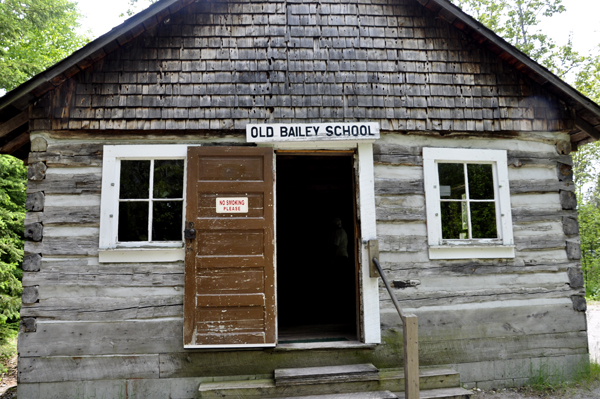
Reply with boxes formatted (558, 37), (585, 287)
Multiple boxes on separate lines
(184, 146), (276, 347)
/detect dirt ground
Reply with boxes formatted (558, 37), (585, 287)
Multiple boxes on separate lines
(0, 354), (17, 399)
(0, 304), (598, 398)
(472, 382), (600, 399)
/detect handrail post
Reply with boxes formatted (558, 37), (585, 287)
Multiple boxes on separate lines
(372, 257), (419, 399)
(403, 314), (419, 399)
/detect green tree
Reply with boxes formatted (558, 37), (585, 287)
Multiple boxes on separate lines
(574, 49), (600, 104)
(450, 0), (585, 78)
(573, 142), (600, 299)
(0, 155), (26, 335)
(0, 0), (90, 92)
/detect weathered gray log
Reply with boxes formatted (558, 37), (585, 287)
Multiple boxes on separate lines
(511, 209), (577, 223)
(24, 223), (43, 242)
(20, 295), (183, 321)
(383, 301), (585, 342)
(18, 354), (160, 383)
(25, 192), (45, 211)
(507, 150), (572, 167)
(28, 143), (103, 167)
(27, 173), (101, 194)
(30, 137), (48, 152)
(379, 236), (427, 253)
(39, 236), (99, 256)
(571, 295), (587, 312)
(37, 258), (184, 274)
(376, 208), (426, 222)
(566, 240), (581, 260)
(562, 216), (579, 235)
(509, 180), (574, 194)
(43, 206), (100, 225)
(23, 272), (183, 287)
(556, 140), (571, 155)
(515, 238), (566, 251)
(567, 268), (584, 289)
(374, 154), (423, 166)
(18, 319), (185, 357)
(557, 162), (573, 182)
(23, 254), (41, 272)
(21, 318), (37, 333)
(27, 162), (47, 181)
(381, 289), (574, 312)
(22, 287), (39, 304)
(375, 179), (424, 195)
(560, 191), (577, 210)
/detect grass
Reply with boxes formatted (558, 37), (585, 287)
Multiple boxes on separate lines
(520, 360), (600, 395)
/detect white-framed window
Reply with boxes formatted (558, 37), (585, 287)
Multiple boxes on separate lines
(99, 145), (189, 263)
(423, 147), (514, 259)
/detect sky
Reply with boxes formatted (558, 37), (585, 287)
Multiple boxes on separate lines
(75, 0), (600, 56)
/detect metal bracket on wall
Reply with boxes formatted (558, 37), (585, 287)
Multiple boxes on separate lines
(368, 239), (380, 278)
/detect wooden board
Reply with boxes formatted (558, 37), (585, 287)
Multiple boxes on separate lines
(184, 146), (275, 347)
(18, 320), (184, 357)
(18, 355), (160, 383)
(275, 364), (379, 386)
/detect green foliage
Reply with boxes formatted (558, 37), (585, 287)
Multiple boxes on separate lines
(575, 49), (600, 104)
(573, 141), (600, 300)
(0, 155), (26, 337)
(450, 0), (586, 78)
(0, 0), (90, 92)
(0, 331), (17, 374)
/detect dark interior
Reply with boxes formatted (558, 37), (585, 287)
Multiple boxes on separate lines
(276, 154), (358, 342)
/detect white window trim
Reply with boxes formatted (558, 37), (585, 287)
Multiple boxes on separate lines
(99, 145), (189, 263)
(423, 147), (515, 260)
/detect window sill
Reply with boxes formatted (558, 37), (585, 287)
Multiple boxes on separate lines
(98, 248), (185, 263)
(429, 245), (515, 260)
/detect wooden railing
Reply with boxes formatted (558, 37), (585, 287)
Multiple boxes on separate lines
(372, 257), (419, 399)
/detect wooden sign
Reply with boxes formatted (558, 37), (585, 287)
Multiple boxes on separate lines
(246, 122), (380, 143)
(216, 197), (248, 213)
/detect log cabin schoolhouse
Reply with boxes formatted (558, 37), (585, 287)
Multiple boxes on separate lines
(1, 0), (600, 397)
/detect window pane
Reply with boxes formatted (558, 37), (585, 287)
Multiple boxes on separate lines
(438, 163), (465, 199)
(440, 201), (468, 239)
(120, 161), (150, 199)
(153, 201), (183, 241)
(119, 202), (149, 241)
(471, 202), (498, 238)
(154, 160), (184, 199)
(468, 164), (495, 200)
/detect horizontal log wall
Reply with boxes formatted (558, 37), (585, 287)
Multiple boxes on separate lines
(18, 129), (588, 394)
(373, 131), (587, 387)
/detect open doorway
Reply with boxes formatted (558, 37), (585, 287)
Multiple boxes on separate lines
(276, 153), (359, 343)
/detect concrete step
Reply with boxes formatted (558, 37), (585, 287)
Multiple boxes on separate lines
(199, 366), (463, 399)
(396, 387), (473, 399)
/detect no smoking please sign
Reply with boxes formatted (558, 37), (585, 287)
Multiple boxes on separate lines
(216, 197), (249, 213)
